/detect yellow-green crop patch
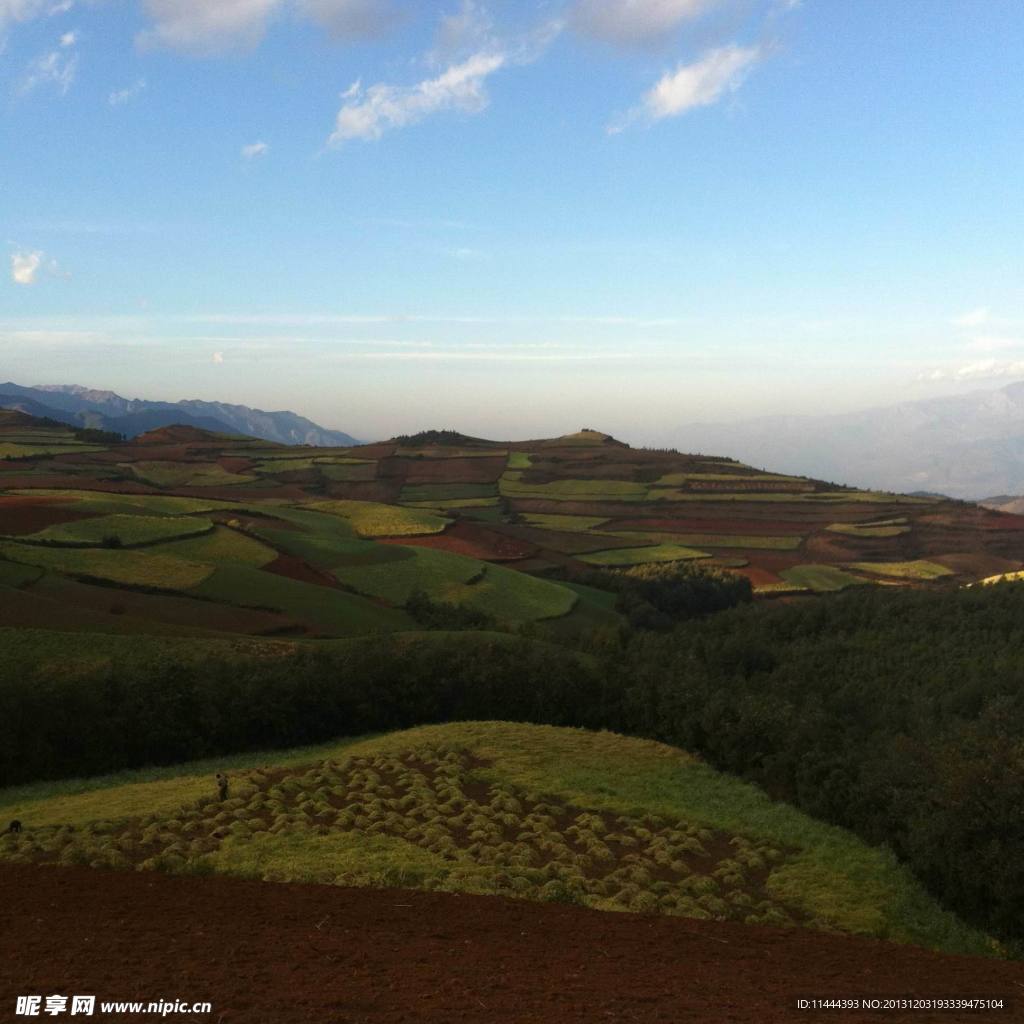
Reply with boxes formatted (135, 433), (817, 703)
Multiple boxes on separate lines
(827, 523), (911, 538)
(401, 497), (500, 510)
(521, 513), (609, 532)
(654, 472), (813, 487)
(500, 473), (649, 502)
(126, 461), (257, 488)
(506, 452), (532, 469)
(0, 542), (214, 590)
(0, 443), (105, 459)
(399, 483), (496, 502)
(0, 722), (994, 956)
(18, 514), (212, 548)
(11, 490), (238, 517)
(848, 560), (952, 580)
(581, 543), (709, 566)
(610, 531), (802, 551)
(308, 500), (449, 538)
(779, 565), (870, 593)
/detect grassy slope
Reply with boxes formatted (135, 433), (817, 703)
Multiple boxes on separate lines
(0, 722), (995, 958)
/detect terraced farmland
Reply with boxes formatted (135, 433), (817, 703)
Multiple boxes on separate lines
(1, 415), (1021, 643)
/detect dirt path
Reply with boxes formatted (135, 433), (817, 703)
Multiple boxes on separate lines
(1, 864), (1020, 1024)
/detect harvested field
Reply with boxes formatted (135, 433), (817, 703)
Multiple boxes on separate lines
(0, 495), (99, 536)
(377, 521), (537, 562)
(388, 456), (508, 484)
(308, 500), (449, 538)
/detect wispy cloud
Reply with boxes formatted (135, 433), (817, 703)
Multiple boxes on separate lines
(10, 250), (43, 285)
(0, 0), (65, 32)
(966, 335), (1023, 354)
(953, 306), (991, 328)
(610, 42), (762, 132)
(109, 78), (146, 106)
(241, 140), (269, 159)
(570, 0), (712, 47)
(328, 50), (507, 145)
(20, 30), (78, 95)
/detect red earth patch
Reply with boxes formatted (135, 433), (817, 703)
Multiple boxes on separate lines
(377, 521), (537, 562)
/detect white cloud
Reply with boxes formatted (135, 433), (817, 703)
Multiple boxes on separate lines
(610, 42), (762, 132)
(109, 79), (146, 106)
(432, 0), (493, 61)
(21, 34), (78, 95)
(0, 0), (52, 31)
(138, 0), (282, 54)
(328, 50), (506, 145)
(966, 335), (1024, 354)
(212, 351), (225, 364)
(295, 0), (400, 40)
(241, 140), (269, 159)
(919, 359), (1024, 383)
(570, 0), (712, 47)
(10, 250), (43, 285)
(953, 306), (991, 328)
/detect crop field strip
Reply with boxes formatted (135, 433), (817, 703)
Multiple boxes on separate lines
(0, 722), (994, 955)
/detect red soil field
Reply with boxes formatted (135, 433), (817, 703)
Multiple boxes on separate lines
(264, 554), (341, 590)
(737, 566), (785, 586)
(0, 496), (98, 536)
(1, 864), (1020, 1024)
(377, 521), (537, 562)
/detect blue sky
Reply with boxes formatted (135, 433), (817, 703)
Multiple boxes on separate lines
(2, 0), (1023, 442)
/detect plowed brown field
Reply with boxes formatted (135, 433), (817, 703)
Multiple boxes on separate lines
(0, 864), (1020, 1024)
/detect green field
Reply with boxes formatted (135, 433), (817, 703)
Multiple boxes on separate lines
(506, 452), (532, 469)
(19, 514), (213, 548)
(11, 490), (238, 517)
(127, 461), (257, 488)
(192, 564), (412, 634)
(581, 543), (709, 566)
(329, 546), (576, 622)
(0, 541), (214, 590)
(0, 722), (993, 956)
(0, 443), (105, 459)
(399, 483), (497, 502)
(500, 473), (649, 502)
(779, 565), (870, 593)
(160, 526), (278, 567)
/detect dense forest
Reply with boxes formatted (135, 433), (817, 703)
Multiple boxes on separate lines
(3, 579), (1023, 947)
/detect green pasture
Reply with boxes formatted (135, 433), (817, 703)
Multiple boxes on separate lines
(10, 490), (237, 517)
(827, 522), (911, 538)
(0, 443), (105, 459)
(160, 526), (278, 567)
(506, 452), (532, 469)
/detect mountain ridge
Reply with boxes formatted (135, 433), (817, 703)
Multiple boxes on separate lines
(0, 382), (360, 447)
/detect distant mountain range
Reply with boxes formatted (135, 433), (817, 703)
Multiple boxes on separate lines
(671, 382), (1024, 501)
(0, 383), (361, 447)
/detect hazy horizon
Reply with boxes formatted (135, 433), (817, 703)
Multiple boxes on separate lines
(4, 0), (1024, 441)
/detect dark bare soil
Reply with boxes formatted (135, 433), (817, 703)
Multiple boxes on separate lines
(1, 864), (1020, 1024)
